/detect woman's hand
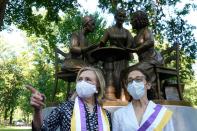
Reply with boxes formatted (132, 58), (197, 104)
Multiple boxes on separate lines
(26, 85), (45, 130)
(26, 85), (45, 111)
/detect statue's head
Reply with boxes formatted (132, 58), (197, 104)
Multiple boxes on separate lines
(130, 10), (149, 30)
(82, 16), (95, 32)
(114, 8), (126, 24)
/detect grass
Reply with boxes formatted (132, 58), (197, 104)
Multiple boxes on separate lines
(0, 126), (31, 131)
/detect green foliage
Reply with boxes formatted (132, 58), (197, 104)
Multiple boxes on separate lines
(184, 80), (197, 106)
(0, 54), (23, 122)
(21, 35), (56, 106)
(5, 0), (78, 26)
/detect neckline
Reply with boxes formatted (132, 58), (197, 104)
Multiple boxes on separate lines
(130, 101), (151, 126)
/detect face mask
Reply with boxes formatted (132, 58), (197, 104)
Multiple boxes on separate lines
(127, 81), (145, 100)
(76, 81), (97, 98)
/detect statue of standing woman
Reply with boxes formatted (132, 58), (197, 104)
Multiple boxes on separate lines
(100, 9), (134, 98)
(130, 11), (164, 99)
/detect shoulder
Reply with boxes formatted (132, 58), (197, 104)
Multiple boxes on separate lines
(71, 31), (81, 37)
(106, 26), (115, 32)
(150, 101), (171, 111)
(143, 27), (153, 35)
(150, 101), (173, 116)
(113, 103), (131, 116)
(141, 27), (154, 40)
(124, 28), (133, 36)
(56, 100), (75, 112)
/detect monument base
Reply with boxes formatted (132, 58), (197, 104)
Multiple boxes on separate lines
(43, 100), (197, 131)
(103, 99), (128, 106)
(104, 85), (117, 100)
(102, 100), (196, 131)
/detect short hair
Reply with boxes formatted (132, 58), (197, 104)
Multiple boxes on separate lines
(82, 16), (95, 28)
(124, 65), (151, 85)
(121, 65), (152, 101)
(131, 10), (149, 29)
(76, 66), (105, 105)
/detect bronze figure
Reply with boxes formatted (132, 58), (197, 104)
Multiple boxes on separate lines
(130, 10), (164, 99)
(100, 9), (134, 98)
(62, 16), (97, 72)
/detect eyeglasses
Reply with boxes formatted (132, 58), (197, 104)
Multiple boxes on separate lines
(127, 76), (145, 84)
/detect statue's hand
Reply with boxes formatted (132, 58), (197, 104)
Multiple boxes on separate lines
(99, 42), (105, 47)
(81, 44), (99, 54)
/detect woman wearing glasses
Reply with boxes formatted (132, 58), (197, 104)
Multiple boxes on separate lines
(112, 66), (174, 131)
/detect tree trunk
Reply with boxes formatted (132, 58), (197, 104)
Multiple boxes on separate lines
(4, 108), (8, 126)
(4, 108), (8, 121)
(9, 108), (14, 125)
(0, 0), (8, 30)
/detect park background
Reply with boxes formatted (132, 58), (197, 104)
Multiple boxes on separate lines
(0, 0), (197, 130)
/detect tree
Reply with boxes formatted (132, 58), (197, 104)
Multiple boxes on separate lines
(184, 79), (197, 105)
(0, 0), (8, 30)
(5, 0), (78, 27)
(0, 57), (23, 125)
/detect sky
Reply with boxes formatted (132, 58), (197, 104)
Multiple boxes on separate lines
(0, 25), (28, 57)
(1, 0), (197, 77)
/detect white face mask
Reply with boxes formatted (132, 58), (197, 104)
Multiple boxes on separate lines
(127, 81), (145, 100)
(76, 81), (97, 98)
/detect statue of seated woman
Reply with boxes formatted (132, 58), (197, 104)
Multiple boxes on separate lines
(62, 16), (98, 73)
(129, 10), (164, 99)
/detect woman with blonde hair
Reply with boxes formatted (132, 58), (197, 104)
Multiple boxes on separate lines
(28, 66), (111, 131)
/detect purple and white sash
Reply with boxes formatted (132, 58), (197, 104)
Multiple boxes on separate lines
(138, 104), (172, 131)
(71, 97), (110, 131)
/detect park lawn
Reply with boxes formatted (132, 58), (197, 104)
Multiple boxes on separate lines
(0, 126), (31, 131)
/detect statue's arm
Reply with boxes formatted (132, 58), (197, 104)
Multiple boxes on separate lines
(135, 28), (154, 53)
(126, 30), (135, 48)
(100, 29), (109, 47)
(70, 33), (82, 55)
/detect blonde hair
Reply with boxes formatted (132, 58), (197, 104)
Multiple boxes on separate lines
(71, 66), (105, 105)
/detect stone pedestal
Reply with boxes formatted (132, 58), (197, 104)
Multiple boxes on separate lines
(42, 100), (197, 131)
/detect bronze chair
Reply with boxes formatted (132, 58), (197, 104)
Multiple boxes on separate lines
(52, 47), (77, 101)
(154, 42), (183, 100)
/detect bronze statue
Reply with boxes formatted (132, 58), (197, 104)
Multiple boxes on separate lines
(100, 9), (134, 98)
(129, 10), (164, 99)
(62, 16), (97, 72)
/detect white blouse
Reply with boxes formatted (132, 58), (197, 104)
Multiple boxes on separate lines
(112, 101), (174, 131)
